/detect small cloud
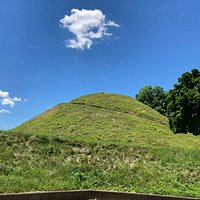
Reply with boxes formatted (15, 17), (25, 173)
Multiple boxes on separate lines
(0, 90), (9, 99)
(0, 109), (11, 114)
(1, 98), (15, 107)
(0, 90), (25, 113)
(13, 97), (22, 102)
(60, 8), (120, 50)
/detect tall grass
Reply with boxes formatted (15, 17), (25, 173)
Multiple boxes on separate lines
(0, 132), (200, 197)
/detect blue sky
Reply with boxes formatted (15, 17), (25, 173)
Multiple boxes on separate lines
(0, 0), (200, 129)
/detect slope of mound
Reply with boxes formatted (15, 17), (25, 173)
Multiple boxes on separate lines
(71, 93), (168, 126)
(12, 93), (200, 148)
(12, 93), (171, 147)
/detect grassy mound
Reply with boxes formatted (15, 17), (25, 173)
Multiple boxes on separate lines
(1, 93), (200, 196)
(13, 93), (170, 146)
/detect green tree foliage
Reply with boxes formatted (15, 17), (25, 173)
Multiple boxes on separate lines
(167, 69), (200, 135)
(135, 86), (167, 116)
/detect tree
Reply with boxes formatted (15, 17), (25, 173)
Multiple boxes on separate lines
(135, 85), (167, 116)
(167, 69), (200, 135)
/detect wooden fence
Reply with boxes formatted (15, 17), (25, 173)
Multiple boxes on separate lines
(0, 190), (199, 200)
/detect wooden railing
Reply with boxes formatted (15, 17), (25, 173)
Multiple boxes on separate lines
(0, 190), (199, 200)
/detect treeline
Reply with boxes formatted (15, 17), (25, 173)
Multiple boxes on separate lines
(136, 68), (200, 135)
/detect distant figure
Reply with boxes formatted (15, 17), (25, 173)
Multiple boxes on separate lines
(102, 91), (105, 93)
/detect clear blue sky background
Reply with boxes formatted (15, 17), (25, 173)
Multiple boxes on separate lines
(0, 0), (200, 129)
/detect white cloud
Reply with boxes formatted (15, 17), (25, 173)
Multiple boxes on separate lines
(0, 90), (9, 98)
(0, 109), (11, 114)
(1, 98), (15, 107)
(13, 97), (22, 102)
(60, 9), (119, 50)
(0, 90), (24, 113)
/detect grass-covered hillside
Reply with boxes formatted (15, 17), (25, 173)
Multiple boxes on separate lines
(1, 93), (200, 197)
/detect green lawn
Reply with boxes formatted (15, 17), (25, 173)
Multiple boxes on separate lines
(0, 93), (200, 197)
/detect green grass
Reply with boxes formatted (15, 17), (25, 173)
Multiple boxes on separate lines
(1, 93), (200, 197)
